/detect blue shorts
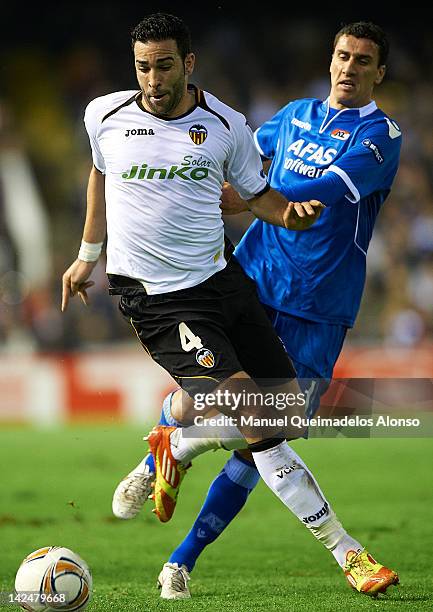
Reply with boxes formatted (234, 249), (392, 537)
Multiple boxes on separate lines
(263, 306), (347, 418)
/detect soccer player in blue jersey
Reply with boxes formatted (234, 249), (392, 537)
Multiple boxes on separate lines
(112, 21), (401, 598)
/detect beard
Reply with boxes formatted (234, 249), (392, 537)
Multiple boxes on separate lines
(144, 76), (186, 117)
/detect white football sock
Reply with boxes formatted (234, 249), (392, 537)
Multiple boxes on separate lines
(251, 440), (362, 567)
(308, 515), (363, 567)
(169, 424), (247, 464)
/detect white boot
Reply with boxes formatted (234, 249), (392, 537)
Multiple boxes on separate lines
(157, 562), (191, 599)
(112, 462), (155, 519)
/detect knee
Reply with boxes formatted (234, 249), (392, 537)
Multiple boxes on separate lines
(171, 389), (194, 425)
(235, 448), (254, 462)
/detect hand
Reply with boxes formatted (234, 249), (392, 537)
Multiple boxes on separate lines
(283, 200), (325, 230)
(220, 182), (249, 215)
(61, 259), (97, 312)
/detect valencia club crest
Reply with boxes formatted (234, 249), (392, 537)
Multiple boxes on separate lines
(189, 124), (208, 145)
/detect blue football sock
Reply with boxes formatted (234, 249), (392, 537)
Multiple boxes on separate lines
(145, 391), (179, 473)
(168, 451), (260, 572)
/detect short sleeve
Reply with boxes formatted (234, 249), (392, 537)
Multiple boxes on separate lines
(327, 118), (402, 203)
(225, 119), (268, 200)
(84, 99), (106, 174)
(254, 102), (293, 159)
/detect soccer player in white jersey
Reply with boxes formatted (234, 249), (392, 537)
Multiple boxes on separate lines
(62, 13), (397, 600)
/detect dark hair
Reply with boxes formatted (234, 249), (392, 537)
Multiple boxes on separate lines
(334, 21), (389, 66)
(131, 13), (192, 61)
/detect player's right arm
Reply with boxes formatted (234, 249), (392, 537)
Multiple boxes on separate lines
(61, 166), (106, 312)
(247, 187), (324, 230)
(221, 181), (324, 230)
(224, 109), (324, 230)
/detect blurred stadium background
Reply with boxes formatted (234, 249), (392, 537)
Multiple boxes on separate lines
(0, 3), (432, 425)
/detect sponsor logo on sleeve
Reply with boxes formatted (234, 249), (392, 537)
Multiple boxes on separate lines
(362, 138), (384, 164)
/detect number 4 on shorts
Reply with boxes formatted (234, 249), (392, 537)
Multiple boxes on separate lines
(179, 322), (203, 352)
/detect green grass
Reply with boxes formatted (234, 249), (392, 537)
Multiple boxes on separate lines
(0, 426), (432, 611)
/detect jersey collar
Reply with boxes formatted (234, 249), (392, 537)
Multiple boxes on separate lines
(319, 98), (378, 133)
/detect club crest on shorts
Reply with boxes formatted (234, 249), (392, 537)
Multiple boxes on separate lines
(196, 347), (215, 368)
(189, 124), (208, 145)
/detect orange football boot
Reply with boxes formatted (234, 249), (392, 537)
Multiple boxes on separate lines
(344, 549), (399, 596)
(146, 426), (189, 522)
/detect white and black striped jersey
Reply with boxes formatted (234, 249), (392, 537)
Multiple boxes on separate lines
(84, 85), (268, 294)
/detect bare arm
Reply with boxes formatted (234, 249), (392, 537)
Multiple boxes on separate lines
(222, 182), (324, 230)
(248, 187), (324, 230)
(82, 166), (106, 243)
(61, 166), (106, 312)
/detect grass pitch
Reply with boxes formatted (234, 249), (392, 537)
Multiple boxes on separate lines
(0, 425), (432, 611)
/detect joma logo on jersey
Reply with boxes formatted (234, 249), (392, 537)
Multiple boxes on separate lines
(189, 124), (208, 145)
(122, 163), (209, 181)
(331, 128), (350, 140)
(124, 128), (155, 137)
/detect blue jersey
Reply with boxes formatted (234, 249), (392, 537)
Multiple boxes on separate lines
(235, 98), (402, 327)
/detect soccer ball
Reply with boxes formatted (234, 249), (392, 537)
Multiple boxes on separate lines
(14, 546), (92, 611)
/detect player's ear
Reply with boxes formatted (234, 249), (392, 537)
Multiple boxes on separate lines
(375, 65), (386, 85)
(329, 48), (336, 70)
(184, 53), (195, 76)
